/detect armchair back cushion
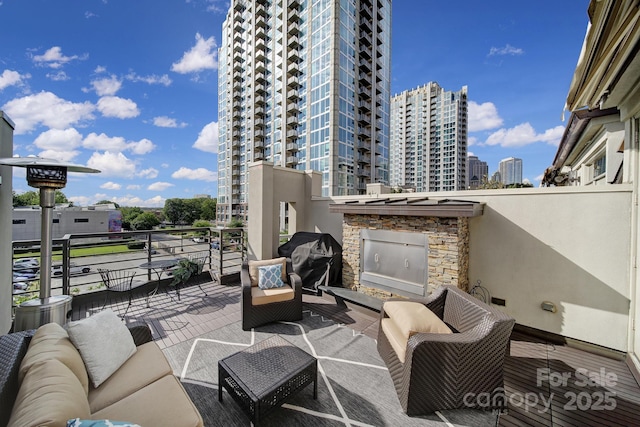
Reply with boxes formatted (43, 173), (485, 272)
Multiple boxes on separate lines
(19, 322), (89, 394)
(8, 358), (91, 427)
(381, 301), (452, 363)
(248, 257), (287, 287)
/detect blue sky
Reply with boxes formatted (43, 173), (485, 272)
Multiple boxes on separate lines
(0, 0), (589, 207)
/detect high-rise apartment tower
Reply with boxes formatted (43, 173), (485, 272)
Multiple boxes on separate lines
(389, 82), (468, 192)
(466, 155), (488, 189)
(216, 0), (392, 224)
(499, 157), (523, 185)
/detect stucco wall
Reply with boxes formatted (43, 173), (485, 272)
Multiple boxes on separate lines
(248, 162), (633, 351)
(0, 113), (14, 334)
(304, 187), (632, 352)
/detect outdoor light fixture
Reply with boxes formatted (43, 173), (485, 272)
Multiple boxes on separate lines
(0, 156), (100, 330)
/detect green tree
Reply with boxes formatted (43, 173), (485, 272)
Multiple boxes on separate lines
(200, 198), (217, 221)
(164, 198), (186, 225)
(227, 217), (244, 228)
(120, 206), (144, 230)
(131, 212), (160, 230)
(13, 189), (70, 207)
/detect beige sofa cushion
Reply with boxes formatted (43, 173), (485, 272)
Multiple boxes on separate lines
(19, 322), (89, 394)
(8, 359), (91, 427)
(382, 301), (452, 363)
(251, 284), (295, 305)
(248, 257), (287, 287)
(92, 375), (203, 427)
(88, 341), (173, 412)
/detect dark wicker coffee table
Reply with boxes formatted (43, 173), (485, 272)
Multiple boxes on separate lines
(218, 335), (317, 425)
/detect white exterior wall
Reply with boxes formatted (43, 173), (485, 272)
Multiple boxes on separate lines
(0, 112), (15, 334)
(308, 187), (632, 351)
(12, 209), (115, 241)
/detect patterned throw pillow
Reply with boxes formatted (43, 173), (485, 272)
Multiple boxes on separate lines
(258, 263), (285, 289)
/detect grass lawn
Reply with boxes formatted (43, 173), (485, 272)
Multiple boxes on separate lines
(17, 244), (133, 261)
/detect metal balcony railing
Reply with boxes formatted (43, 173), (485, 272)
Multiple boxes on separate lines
(11, 227), (246, 311)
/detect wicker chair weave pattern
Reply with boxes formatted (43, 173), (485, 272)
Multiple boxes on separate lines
(0, 330), (34, 427)
(377, 285), (514, 415)
(241, 260), (303, 330)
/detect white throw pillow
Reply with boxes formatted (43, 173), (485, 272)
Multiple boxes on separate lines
(66, 309), (137, 388)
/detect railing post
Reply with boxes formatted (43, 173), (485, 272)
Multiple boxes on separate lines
(61, 236), (71, 295)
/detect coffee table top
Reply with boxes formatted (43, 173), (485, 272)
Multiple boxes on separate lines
(219, 335), (316, 398)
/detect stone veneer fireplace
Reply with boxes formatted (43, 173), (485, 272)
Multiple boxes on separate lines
(329, 198), (483, 299)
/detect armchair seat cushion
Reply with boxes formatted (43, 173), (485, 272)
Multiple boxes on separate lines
(251, 284), (295, 305)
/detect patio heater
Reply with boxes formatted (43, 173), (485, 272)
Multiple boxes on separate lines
(0, 157), (100, 331)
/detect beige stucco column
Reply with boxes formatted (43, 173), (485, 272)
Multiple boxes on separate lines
(0, 112), (15, 333)
(247, 161), (321, 261)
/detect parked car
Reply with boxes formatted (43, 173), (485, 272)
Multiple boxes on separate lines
(13, 257), (39, 274)
(51, 263), (91, 276)
(211, 240), (220, 250)
(13, 270), (38, 282)
(191, 236), (205, 243)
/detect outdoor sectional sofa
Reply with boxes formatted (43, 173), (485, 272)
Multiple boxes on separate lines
(0, 316), (203, 427)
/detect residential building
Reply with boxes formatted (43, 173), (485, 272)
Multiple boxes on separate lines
(498, 157), (522, 185)
(12, 205), (121, 241)
(542, 107), (624, 186)
(389, 83), (468, 192)
(466, 155), (488, 189)
(216, 0), (392, 224)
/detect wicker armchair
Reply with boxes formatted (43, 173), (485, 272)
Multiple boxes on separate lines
(241, 257), (303, 330)
(377, 285), (515, 415)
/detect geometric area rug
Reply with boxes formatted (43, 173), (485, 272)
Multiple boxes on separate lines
(162, 310), (499, 426)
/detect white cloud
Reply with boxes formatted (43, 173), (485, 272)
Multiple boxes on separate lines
(97, 194), (167, 208)
(94, 66), (107, 74)
(193, 121), (218, 153)
(147, 181), (174, 191)
(83, 132), (128, 151)
(46, 71), (69, 81)
(153, 116), (187, 128)
(203, 0), (227, 13)
(468, 136), (478, 147)
(31, 46), (87, 69)
(38, 149), (80, 162)
(128, 138), (155, 155)
(484, 123), (565, 148)
(68, 195), (92, 206)
(91, 75), (122, 96)
(1, 91), (95, 134)
(126, 184), (141, 190)
(468, 101), (503, 132)
(100, 181), (121, 190)
(96, 96), (139, 118)
(172, 167), (217, 182)
(33, 128), (83, 151)
(87, 151), (137, 177)
(138, 167), (159, 179)
(488, 44), (524, 56)
(171, 33), (218, 74)
(83, 132), (155, 154)
(125, 72), (172, 86)
(0, 70), (30, 90)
